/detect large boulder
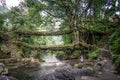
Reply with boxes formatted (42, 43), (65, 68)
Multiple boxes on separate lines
(93, 59), (120, 80)
(93, 59), (115, 73)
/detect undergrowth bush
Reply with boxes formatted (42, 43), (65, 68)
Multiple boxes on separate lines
(109, 27), (120, 74)
(87, 49), (102, 60)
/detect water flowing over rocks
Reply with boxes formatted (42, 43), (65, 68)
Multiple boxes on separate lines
(4, 56), (120, 80)
(36, 59), (120, 80)
(37, 64), (94, 80)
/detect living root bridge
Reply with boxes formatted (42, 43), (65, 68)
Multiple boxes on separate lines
(10, 41), (94, 51)
(14, 28), (105, 36)
(14, 29), (73, 36)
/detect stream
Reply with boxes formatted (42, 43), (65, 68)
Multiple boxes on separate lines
(8, 53), (120, 80)
(8, 53), (67, 80)
(24, 53), (66, 80)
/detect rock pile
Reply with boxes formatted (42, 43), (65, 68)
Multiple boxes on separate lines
(39, 59), (120, 80)
(39, 65), (94, 80)
(0, 63), (8, 75)
(0, 63), (17, 80)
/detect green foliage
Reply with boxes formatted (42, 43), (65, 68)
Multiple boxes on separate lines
(109, 27), (120, 74)
(109, 27), (120, 54)
(55, 51), (65, 60)
(114, 57), (120, 74)
(89, 23), (106, 32)
(70, 50), (81, 59)
(22, 36), (35, 44)
(87, 49), (101, 59)
(63, 34), (72, 45)
(110, 37), (120, 74)
(6, 63), (16, 67)
(0, 15), (4, 26)
(109, 28), (120, 45)
(25, 0), (40, 8)
(112, 38), (120, 54)
(0, 14), (6, 33)
(35, 52), (44, 62)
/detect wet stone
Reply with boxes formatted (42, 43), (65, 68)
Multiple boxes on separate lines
(0, 63), (8, 75)
(0, 75), (17, 80)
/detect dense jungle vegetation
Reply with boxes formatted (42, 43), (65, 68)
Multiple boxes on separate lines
(0, 0), (120, 74)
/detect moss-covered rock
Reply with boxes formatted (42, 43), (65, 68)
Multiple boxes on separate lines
(74, 63), (84, 68)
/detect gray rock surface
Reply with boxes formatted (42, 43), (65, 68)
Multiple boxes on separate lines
(0, 75), (17, 80)
(40, 65), (94, 80)
(39, 59), (120, 80)
(0, 63), (17, 80)
(0, 63), (8, 75)
(93, 59), (120, 80)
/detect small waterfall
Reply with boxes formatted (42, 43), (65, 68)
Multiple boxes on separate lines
(41, 53), (64, 67)
(42, 53), (59, 62)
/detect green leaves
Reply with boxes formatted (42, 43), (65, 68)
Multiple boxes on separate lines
(109, 27), (120, 45)
(25, 0), (40, 7)
(109, 26), (120, 74)
(0, 15), (4, 26)
(114, 57), (120, 74)
(112, 38), (120, 54)
(63, 34), (72, 45)
(87, 49), (101, 59)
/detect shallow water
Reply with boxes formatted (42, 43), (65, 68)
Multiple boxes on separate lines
(10, 53), (66, 80)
